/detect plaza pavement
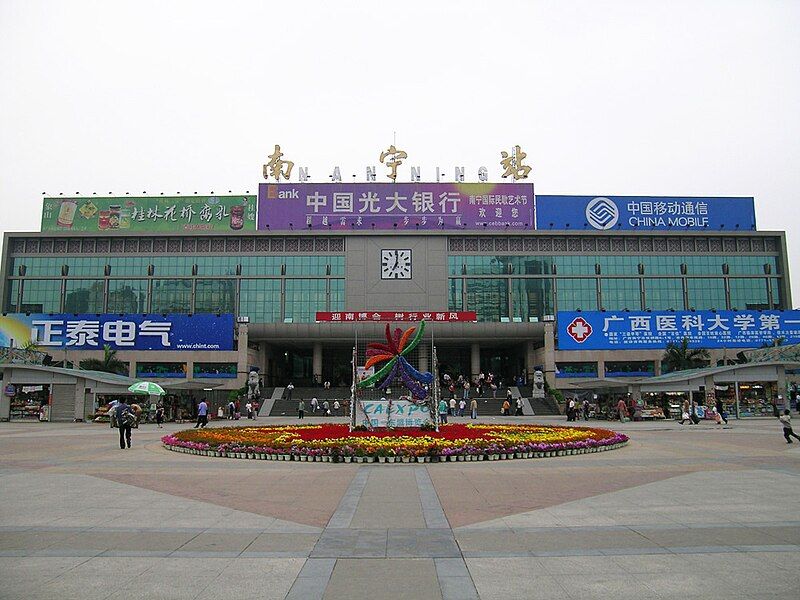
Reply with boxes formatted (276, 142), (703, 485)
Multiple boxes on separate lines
(0, 414), (798, 599)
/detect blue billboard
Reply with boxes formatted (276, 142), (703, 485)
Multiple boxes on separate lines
(536, 196), (756, 231)
(0, 313), (234, 351)
(558, 310), (800, 350)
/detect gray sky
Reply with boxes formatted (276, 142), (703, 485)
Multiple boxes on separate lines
(1, 0), (799, 300)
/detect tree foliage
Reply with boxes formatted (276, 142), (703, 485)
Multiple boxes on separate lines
(79, 345), (127, 375)
(662, 338), (710, 373)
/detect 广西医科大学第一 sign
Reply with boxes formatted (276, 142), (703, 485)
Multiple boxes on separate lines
(558, 310), (800, 350)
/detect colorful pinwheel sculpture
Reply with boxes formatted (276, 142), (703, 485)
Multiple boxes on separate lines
(357, 321), (434, 399)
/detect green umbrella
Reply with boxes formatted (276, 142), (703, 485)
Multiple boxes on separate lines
(128, 381), (166, 396)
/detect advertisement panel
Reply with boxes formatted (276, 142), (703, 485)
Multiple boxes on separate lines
(316, 311), (477, 322)
(0, 313), (235, 351)
(557, 310), (800, 350)
(41, 196), (256, 232)
(258, 183), (534, 230)
(360, 400), (430, 428)
(536, 196), (756, 231)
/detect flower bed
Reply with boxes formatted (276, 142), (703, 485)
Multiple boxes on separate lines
(161, 423), (628, 462)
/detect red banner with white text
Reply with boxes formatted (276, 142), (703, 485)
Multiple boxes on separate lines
(315, 311), (477, 323)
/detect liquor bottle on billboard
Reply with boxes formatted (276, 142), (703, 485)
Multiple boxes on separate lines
(56, 199), (77, 228)
(230, 204), (244, 230)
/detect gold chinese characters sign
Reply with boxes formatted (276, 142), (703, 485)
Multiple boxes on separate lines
(261, 143), (532, 181)
(263, 144), (295, 181)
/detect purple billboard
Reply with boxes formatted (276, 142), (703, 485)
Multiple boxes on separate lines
(257, 183), (534, 230)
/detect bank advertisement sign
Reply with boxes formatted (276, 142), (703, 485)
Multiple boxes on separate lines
(360, 400), (430, 428)
(0, 313), (234, 351)
(258, 183), (534, 230)
(536, 196), (756, 231)
(558, 310), (800, 350)
(41, 196), (256, 232)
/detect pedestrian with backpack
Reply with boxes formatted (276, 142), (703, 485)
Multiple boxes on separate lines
(116, 399), (135, 449)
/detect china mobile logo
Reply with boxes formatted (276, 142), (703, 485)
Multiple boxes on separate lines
(566, 317), (593, 343)
(585, 197), (619, 230)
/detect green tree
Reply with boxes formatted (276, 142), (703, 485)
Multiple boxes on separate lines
(79, 345), (128, 375)
(662, 338), (710, 373)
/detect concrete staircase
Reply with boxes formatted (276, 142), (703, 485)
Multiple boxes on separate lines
(268, 387), (351, 416)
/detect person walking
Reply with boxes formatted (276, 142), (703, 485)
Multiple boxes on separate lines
(115, 399), (135, 449)
(310, 397), (318, 413)
(323, 400), (330, 416)
(449, 397), (456, 416)
(470, 397), (478, 419)
(678, 399), (692, 425)
(194, 398), (208, 428)
(245, 401), (253, 419)
(438, 398), (449, 424)
(463, 381), (470, 401)
(252, 400), (259, 420)
(582, 399), (590, 421)
(515, 397), (524, 416)
(502, 398), (511, 416)
(286, 383), (294, 402)
(779, 409), (800, 443)
(333, 399), (340, 415)
(616, 398), (628, 423)
(458, 398), (466, 417)
(715, 397), (728, 425)
(155, 404), (165, 428)
(298, 399), (305, 420)
(227, 400), (235, 420)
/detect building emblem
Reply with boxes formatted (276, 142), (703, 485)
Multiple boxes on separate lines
(585, 197), (619, 230)
(566, 316), (593, 343)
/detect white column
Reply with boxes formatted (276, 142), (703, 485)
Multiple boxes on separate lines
(470, 343), (480, 380)
(418, 343), (429, 374)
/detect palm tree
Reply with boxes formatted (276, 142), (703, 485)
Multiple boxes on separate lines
(662, 338), (710, 373)
(79, 345), (128, 375)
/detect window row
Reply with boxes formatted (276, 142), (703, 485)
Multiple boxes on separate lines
(448, 277), (781, 322)
(7, 255), (345, 277)
(7, 278), (345, 323)
(448, 255), (779, 276)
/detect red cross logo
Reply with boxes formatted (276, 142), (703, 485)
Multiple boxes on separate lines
(567, 317), (593, 343)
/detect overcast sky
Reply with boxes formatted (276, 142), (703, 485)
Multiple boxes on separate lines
(1, 1), (799, 300)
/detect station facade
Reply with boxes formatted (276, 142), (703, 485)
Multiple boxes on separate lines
(1, 189), (791, 401)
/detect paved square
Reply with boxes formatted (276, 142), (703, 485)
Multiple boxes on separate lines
(1, 415), (798, 599)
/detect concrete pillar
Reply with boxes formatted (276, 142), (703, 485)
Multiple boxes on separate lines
(524, 340), (536, 383)
(313, 342), (323, 384)
(470, 343), (480, 380)
(704, 375), (716, 412)
(418, 343), (429, 374)
(777, 366), (787, 410)
(73, 377), (85, 421)
(236, 324), (249, 389)
(597, 358), (606, 380)
(544, 322), (556, 389)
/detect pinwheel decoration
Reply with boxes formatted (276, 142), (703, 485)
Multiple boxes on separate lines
(357, 321), (434, 399)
